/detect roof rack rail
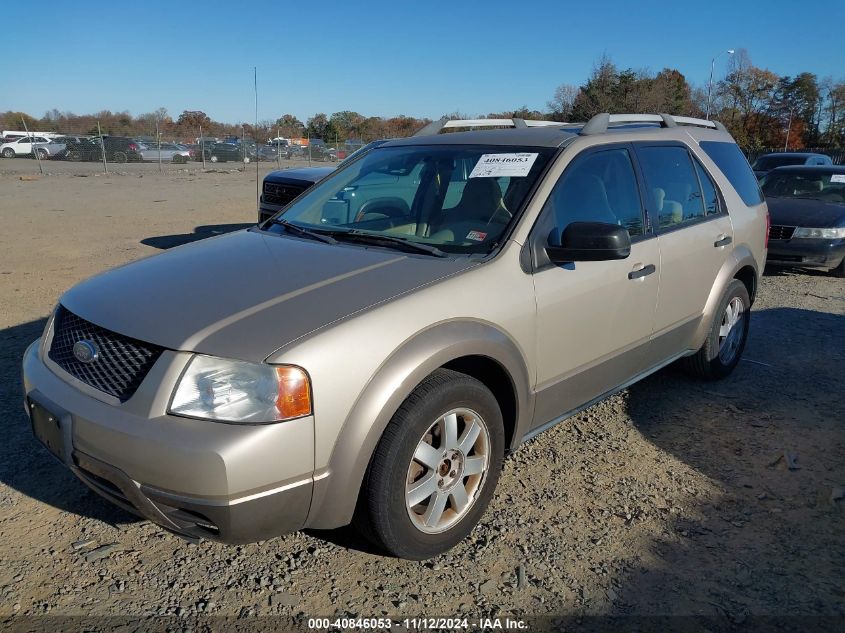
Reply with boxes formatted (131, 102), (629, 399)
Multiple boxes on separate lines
(413, 117), (562, 137)
(579, 113), (726, 135)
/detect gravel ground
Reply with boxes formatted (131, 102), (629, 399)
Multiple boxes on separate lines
(0, 169), (843, 630)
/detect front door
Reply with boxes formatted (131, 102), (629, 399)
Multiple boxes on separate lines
(531, 145), (659, 428)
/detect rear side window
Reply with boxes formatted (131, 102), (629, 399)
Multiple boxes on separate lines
(700, 141), (764, 206)
(693, 159), (720, 215)
(636, 146), (705, 229)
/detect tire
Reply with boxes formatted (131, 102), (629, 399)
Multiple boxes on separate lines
(681, 279), (750, 380)
(68, 150), (82, 161)
(35, 149), (48, 160)
(354, 368), (504, 559)
(210, 155), (219, 163)
(831, 258), (845, 278)
(2, 148), (15, 158)
(113, 151), (127, 163)
(243, 157), (250, 164)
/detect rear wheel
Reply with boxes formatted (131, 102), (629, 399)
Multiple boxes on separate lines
(243, 156), (251, 164)
(681, 279), (750, 380)
(35, 148), (48, 160)
(113, 151), (127, 163)
(354, 369), (504, 559)
(68, 150), (82, 161)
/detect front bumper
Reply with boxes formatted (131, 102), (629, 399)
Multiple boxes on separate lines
(766, 237), (845, 270)
(22, 339), (315, 543)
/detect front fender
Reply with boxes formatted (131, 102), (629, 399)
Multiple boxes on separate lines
(305, 319), (532, 530)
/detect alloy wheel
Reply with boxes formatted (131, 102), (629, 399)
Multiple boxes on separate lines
(405, 408), (490, 534)
(718, 296), (746, 363)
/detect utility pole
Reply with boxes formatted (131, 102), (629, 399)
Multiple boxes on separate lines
(707, 49), (735, 120)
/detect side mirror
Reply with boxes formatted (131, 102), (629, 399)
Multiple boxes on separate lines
(545, 221), (631, 263)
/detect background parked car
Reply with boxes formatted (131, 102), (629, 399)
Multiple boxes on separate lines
(0, 136), (53, 158)
(30, 136), (85, 160)
(258, 166), (335, 223)
(61, 137), (144, 162)
(762, 165), (845, 277)
(209, 142), (256, 163)
(138, 143), (191, 163)
(752, 152), (833, 179)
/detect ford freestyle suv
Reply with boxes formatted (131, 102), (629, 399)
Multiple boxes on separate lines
(22, 113), (767, 559)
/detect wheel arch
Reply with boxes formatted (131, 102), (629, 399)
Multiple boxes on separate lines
(305, 319), (533, 530)
(690, 246), (759, 350)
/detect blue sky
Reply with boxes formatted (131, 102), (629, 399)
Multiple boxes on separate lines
(1, 0), (843, 123)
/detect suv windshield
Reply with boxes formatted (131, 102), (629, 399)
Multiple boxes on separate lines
(265, 144), (554, 254)
(761, 171), (845, 202)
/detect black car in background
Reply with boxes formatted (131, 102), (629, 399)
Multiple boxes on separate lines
(257, 166), (335, 223)
(63, 136), (144, 162)
(752, 152), (832, 179)
(209, 142), (256, 163)
(762, 165), (845, 277)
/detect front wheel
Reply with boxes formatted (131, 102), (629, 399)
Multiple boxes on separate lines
(2, 148), (14, 158)
(209, 155), (219, 163)
(681, 279), (750, 380)
(831, 258), (845, 279)
(35, 149), (49, 160)
(113, 151), (128, 163)
(355, 369), (504, 559)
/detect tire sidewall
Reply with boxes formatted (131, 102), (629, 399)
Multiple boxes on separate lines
(705, 279), (750, 378)
(367, 375), (504, 559)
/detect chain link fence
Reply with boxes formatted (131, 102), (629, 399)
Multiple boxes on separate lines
(0, 121), (381, 178)
(4, 119), (843, 179)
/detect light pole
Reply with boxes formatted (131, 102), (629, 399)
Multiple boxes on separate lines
(706, 49), (735, 120)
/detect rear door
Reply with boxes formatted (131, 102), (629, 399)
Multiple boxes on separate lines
(632, 143), (734, 362)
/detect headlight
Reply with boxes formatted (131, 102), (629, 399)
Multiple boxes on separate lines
(792, 227), (845, 239)
(169, 355), (311, 423)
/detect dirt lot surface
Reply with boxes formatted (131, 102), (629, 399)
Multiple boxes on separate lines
(0, 166), (843, 630)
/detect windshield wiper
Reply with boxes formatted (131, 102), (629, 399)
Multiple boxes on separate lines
(325, 230), (447, 258)
(268, 219), (338, 244)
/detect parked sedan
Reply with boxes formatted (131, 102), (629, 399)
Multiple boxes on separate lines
(762, 165), (845, 277)
(138, 143), (191, 163)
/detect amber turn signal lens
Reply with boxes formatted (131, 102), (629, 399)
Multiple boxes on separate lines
(275, 366), (312, 419)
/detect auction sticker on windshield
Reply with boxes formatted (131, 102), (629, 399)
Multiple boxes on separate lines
(469, 153), (538, 178)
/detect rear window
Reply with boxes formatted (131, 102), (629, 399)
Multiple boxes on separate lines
(699, 141), (764, 206)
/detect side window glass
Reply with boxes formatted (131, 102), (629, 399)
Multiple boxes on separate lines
(637, 146), (705, 229)
(699, 141), (764, 206)
(693, 159), (720, 215)
(542, 148), (644, 240)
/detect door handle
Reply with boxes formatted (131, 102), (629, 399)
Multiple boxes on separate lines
(628, 264), (656, 280)
(714, 235), (732, 247)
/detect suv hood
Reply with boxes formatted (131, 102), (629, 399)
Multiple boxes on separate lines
(61, 229), (477, 361)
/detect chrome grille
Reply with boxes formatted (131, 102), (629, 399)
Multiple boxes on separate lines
(769, 225), (795, 240)
(263, 181), (306, 206)
(48, 306), (164, 401)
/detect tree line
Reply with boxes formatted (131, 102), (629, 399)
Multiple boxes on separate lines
(3, 49), (842, 150)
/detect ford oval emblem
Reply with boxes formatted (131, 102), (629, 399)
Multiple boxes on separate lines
(72, 340), (99, 364)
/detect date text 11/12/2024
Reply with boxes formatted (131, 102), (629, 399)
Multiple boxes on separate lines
(307, 617), (528, 630)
